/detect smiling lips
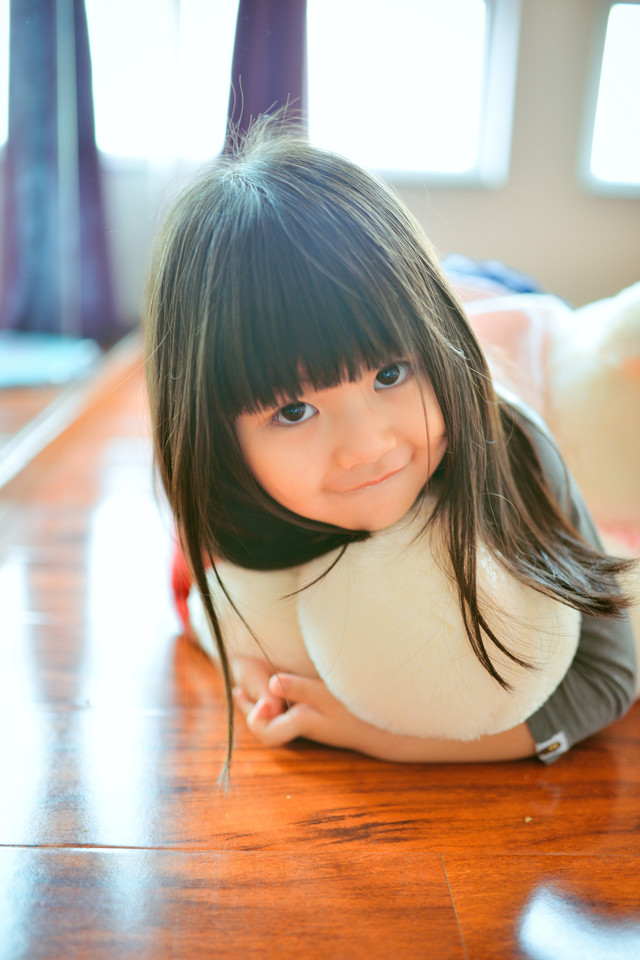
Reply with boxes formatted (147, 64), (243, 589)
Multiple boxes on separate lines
(343, 467), (404, 493)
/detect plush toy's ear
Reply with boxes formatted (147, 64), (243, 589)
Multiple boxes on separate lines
(546, 282), (640, 528)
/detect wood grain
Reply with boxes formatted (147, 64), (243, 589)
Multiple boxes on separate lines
(0, 849), (466, 960)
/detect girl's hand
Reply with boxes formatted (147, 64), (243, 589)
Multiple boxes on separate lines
(233, 670), (537, 763)
(230, 657), (287, 725)
(234, 671), (396, 757)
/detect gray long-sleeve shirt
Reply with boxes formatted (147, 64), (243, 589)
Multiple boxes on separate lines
(515, 403), (637, 761)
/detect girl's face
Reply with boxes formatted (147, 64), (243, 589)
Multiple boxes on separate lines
(235, 360), (447, 532)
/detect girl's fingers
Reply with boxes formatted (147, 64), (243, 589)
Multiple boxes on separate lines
(231, 658), (287, 718)
(232, 686), (254, 716)
(246, 702), (311, 746)
(268, 672), (323, 706)
(236, 672), (333, 747)
(231, 656), (271, 702)
(233, 688), (285, 723)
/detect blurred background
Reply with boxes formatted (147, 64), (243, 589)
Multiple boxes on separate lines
(0, 0), (638, 442)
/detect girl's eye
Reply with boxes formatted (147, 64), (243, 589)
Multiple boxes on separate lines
(273, 401), (318, 425)
(374, 361), (411, 390)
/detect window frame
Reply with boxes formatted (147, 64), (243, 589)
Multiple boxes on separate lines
(473, 0), (522, 188)
(579, 0), (640, 197)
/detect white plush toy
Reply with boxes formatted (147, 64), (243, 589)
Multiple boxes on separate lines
(188, 498), (580, 740)
(545, 282), (640, 529)
(463, 281), (640, 529)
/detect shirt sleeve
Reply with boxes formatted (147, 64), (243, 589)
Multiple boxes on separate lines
(516, 411), (637, 762)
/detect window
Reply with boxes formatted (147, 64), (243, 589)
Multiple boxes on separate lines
(0, 0), (239, 161)
(307, 0), (521, 185)
(1, 0), (519, 184)
(581, 1), (640, 193)
(85, 0), (239, 161)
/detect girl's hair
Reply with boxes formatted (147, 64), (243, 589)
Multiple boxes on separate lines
(145, 118), (632, 777)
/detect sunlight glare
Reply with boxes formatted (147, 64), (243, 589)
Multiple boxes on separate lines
(86, 0), (179, 159)
(590, 3), (640, 183)
(307, 0), (486, 173)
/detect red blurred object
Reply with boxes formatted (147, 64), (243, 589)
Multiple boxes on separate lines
(171, 540), (193, 630)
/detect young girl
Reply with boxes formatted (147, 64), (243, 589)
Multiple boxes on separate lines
(145, 119), (636, 778)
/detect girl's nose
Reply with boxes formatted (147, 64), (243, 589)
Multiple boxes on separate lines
(333, 400), (397, 470)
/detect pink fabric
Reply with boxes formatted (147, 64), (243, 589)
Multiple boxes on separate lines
(452, 284), (565, 416)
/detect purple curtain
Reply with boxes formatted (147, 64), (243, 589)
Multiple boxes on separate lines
(0, 0), (117, 342)
(226, 0), (308, 146)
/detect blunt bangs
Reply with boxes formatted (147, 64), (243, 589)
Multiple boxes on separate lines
(211, 244), (409, 416)
(199, 159), (428, 418)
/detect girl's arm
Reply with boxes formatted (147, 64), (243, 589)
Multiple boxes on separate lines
(234, 672), (537, 762)
(519, 416), (637, 763)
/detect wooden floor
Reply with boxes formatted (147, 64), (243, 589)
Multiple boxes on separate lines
(0, 384), (63, 448)
(0, 346), (639, 960)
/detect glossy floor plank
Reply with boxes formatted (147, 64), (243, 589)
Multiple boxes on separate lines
(1, 354), (639, 958)
(0, 384), (61, 445)
(444, 855), (640, 959)
(0, 849), (465, 960)
(1, 697), (638, 856)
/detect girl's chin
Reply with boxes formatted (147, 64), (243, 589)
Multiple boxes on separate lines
(319, 496), (423, 534)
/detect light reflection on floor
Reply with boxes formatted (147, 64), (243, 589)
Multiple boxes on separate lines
(519, 885), (640, 960)
(80, 438), (178, 846)
(0, 555), (34, 705)
(82, 436), (179, 707)
(0, 555), (49, 840)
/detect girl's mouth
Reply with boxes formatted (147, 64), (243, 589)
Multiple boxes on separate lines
(344, 468), (403, 492)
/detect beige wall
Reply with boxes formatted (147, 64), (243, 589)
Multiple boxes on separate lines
(398, 0), (640, 306)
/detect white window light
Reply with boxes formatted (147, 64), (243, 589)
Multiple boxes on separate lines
(85, 0), (239, 162)
(581, 1), (640, 194)
(307, 0), (521, 185)
(86, 0), (179, 161)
